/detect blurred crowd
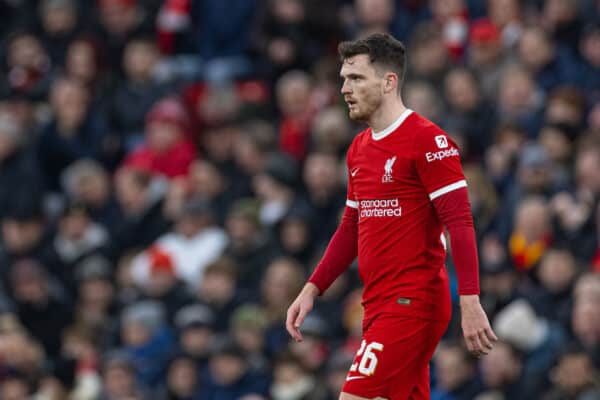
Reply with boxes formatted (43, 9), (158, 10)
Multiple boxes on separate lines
(0, 0), (598, 399)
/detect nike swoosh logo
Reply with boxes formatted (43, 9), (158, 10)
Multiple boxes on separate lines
(346, 376), (366, 381)
(351, 168), (360, 177)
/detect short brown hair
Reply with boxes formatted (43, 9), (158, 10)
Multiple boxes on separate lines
(338, 33), (407, 88)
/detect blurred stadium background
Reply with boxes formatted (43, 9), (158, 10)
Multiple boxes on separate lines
(0, 0), (599, 399)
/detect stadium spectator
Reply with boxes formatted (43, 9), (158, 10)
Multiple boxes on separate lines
(38, 77), (116, 189)
(0, 1), (597, 398)
(1, 32), (53, 100)
(543, 345), (600, 400)
(173, 303), (217, 369)
(442, 66), (497, 159)
(479, 340), (528, 400)
(229, 304), (270, 374)
(224, 198), (277, 294)
(131, 197), (227, 289)
(199, 338), (270, 399)
(193, 257), (244, 332)
(431, 341), (483, 400)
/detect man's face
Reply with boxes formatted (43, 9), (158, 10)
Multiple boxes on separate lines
(340, 55), (384, 122)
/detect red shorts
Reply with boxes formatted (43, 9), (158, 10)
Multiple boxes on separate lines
(342, 315), (448, 400)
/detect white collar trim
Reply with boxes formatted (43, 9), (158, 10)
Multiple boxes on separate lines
(371, 109), (413, 140)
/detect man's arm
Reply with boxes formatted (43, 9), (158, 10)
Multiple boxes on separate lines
(432, 187), (498, 356)
(286, 205), (358, 342)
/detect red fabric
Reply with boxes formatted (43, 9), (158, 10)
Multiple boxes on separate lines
(342, 316), (448, 399)
(156, 0), (191, 53)
(146, 97), (191, 135)
(591, 248), (600, 272)
(279, 117), (311, 161)
(124, 140), (197, 178)
(308, 206), (358, 294)
(340, 111), (460, 327)
(432, 188), (480, 295)
(148, 246), (176, 276)
(470, 18), (500, 44)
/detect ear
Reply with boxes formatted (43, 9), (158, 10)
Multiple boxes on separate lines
(383, 73), (398, 94)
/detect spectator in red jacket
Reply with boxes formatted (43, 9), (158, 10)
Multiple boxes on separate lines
(124, 97), (197, 179)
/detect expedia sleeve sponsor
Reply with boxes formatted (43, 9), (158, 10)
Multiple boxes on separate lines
(359, 199), (402, 218)
(425, 147), (459, 162)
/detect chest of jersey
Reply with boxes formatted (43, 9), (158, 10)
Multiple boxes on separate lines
(349, 137), (425, 205)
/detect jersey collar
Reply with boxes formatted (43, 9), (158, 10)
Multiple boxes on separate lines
(371, 108), (413, 141)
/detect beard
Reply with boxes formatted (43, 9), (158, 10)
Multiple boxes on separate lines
(347, 91), (382, 122)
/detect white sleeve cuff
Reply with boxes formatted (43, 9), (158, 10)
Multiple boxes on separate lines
(428, 180), (467, 200)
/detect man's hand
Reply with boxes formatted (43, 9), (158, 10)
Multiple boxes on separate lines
(460, 295), (498, 357)
(286, 283), (320, 342)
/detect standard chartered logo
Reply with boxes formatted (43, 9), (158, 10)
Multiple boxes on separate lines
(359, 198), (402, 218)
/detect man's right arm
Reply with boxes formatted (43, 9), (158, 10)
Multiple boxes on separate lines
(286, 204), (358, 341)
(307, 204), (359, 293)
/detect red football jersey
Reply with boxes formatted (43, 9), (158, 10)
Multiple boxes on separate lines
(346, 109), (466, 328)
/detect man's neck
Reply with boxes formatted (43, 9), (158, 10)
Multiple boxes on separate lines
(369, 98), (407, 133)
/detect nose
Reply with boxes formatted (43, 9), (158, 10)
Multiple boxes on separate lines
(341, 79), (351, 95)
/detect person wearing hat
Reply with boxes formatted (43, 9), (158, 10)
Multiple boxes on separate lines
(123, 96), (197, 179)
(467, 18), (512, 101)
(119, 300), (175, 387)
(493, 299), (567, 397)
(130, 197), (228, 289)
(229, 305), (270, 374)
(174, 303), (217, 368)
(139, 246), (193, 322)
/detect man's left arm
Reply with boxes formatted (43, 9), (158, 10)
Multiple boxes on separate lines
(432, 187), (498, 356)
(413, 128), (497, 356)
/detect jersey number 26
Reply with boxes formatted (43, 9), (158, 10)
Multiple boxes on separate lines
(350, 340), (384, 376)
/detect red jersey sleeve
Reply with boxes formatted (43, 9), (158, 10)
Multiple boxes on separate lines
(413, 127), (466, 200)
(414, 125), (480, 295)
(307, 142), (359, 294)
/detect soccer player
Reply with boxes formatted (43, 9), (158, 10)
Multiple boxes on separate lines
(286, 33), (497, 400)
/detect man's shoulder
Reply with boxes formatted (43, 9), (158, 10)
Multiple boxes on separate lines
(346, 128), (371, 158)
(408, 114), (454, 154)
(351, 127), (371, 144)
(408, 113), (446, 138)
